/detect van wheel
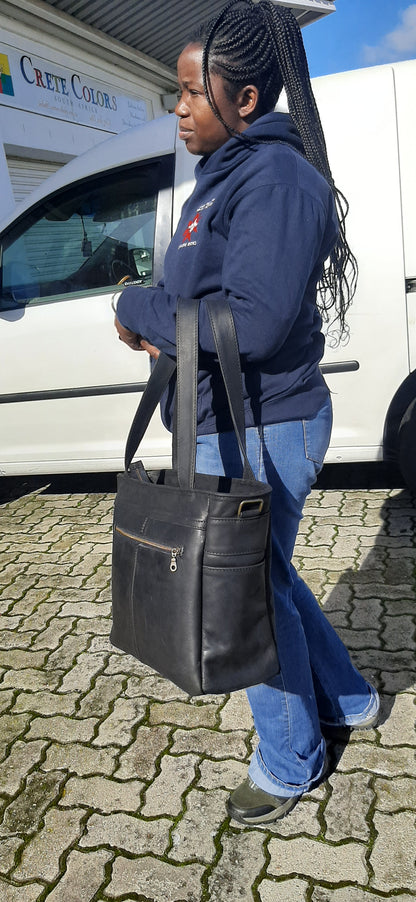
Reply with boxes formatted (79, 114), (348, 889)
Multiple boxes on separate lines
(398, 398), (416, 494)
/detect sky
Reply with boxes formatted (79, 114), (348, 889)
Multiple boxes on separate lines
(302, 0), (416, 77)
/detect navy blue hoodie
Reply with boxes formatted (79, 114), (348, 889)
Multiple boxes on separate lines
(116, 112), (338, 434)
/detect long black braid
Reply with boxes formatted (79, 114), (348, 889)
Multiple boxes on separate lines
(190, 0), (357, 338)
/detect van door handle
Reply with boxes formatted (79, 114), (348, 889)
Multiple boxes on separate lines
(405, 278), (416, 292)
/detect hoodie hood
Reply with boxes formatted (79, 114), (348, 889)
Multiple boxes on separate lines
(195, 112), (304, 177)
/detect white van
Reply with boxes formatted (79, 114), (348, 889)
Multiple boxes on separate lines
(0, 58), (415, 490)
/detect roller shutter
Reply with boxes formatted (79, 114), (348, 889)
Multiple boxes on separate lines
(7, 157), (64, 204)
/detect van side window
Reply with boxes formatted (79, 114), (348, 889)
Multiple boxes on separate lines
(0, 161), (165, 310)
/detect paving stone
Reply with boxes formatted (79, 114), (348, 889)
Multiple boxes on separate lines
(42, 742), (117, 776)
(219, 691), (253, 731)
(45, 634), (88, 670)
(0, 715), (31, 752)
(351, 648), (415, 672)
(30, 618), (75, 651)
(0, 650), (46, 670)
(370, 810), (416, 893)
(88, 635), (112, 653)
(11, 690), (79, 717)
(349, 597), (383, 629)
(142, 754), (199, 817)
(125, 673), (188, 700)
(382, 615), (416, 652)
(0, 630), (39, 649)
(107, 855), (204, 901)
(13, 602), (64, 632)
(171, 788), (228, 862)
(0, 616), (23, 631)
(1, 770), (65, 835)
(374, 775), (416, 811)
(312, 887), (415, 901)
(0, 878), (44, 901)
(79, 811), (171, 855)
(208, 829), (266, 901)
(268, 834), (367, 883)
(325, 772), (373, 841)
(12, 806), (84, 881)
(198, 758), (247, 790)
(266, 798), (321, 837)
(26, 715), (97, 744)
(93, 697), (147, 746)
(336, 742), (416, 776)
(59, 601), (111, 619)
(336, 628), (380, 650)
(73, 616), (111, 636)
(60, 775), (143, 813)
(259, 877), (309, 901)
(377, 693), (416, 746)
(116, 725), (171, 781)
(44, 848), (112, 901)
(171, 727), (247, 760)
(149, 700), (218, 729)
(0, 835), (23, 872)
(76, 674), (126, 719)
(0, 691), (14, 714)
(59, 652), (108, 692)
(382, 670), (416, 694)
(0, 741), (46, 796)
(0, 669), (62, 692)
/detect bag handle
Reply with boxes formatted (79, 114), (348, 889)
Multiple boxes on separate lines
(175, 296), (253, 487)
(124, 297), (256, 485)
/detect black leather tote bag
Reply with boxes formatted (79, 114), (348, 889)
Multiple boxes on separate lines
(110, 296), (279, 695)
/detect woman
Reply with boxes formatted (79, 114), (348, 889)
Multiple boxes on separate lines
(114, 0), (379, 826)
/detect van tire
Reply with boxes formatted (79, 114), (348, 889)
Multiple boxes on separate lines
(398, 398), (416, 494)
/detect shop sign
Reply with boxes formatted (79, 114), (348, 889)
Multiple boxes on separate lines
(0, 45), (148, 131)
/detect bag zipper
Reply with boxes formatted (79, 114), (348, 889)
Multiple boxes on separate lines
(115, 527), (183, 572)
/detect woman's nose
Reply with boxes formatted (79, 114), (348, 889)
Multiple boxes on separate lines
(175, 97), (189, 117)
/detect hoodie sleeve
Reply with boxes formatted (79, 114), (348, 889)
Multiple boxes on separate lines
(208, 180), (338, 362)
(116, 180), (338, 363)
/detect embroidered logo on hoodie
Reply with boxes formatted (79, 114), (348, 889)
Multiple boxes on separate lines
(178, 199), (215, 249)
(179, 213), (199, 248)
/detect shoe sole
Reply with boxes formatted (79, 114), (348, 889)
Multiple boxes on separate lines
(227, 794), (298, 825)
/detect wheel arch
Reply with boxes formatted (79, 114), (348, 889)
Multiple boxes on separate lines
(383, 370), (416, 461)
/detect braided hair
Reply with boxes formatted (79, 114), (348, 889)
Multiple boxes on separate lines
(190, 0), (357, 338)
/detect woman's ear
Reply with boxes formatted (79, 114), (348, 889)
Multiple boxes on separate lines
(236, 84), (260, 121)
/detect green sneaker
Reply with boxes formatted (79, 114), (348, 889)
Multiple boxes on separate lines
(227, 777), (299, 825)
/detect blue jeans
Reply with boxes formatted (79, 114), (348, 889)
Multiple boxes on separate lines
(196, 397), (379, 797)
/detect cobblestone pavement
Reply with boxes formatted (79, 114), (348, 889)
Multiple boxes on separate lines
(0, 479), (415, 902)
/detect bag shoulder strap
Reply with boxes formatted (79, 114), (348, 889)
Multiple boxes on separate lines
(124, 297), (256, 486)
(124, 352), (176, 470)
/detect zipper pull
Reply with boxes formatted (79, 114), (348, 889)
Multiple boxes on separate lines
(170, 548), (180, 572)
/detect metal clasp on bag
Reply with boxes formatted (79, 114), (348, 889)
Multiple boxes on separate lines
(237, 499), (264, 517)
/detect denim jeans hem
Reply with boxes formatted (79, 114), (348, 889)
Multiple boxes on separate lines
(319, 684), (380, 728)
(248, 741), (327, 798)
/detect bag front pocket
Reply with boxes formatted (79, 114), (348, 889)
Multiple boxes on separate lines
(201, 558), (277, 693)
(113, 521), (206, 696)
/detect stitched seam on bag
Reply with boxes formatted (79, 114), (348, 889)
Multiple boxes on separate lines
(203, 564), (264, 572)
(206, 550), (265, 557)
(207, 517), (266, 523)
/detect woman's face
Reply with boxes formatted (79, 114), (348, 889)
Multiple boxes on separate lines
(175, 44), (246, 156)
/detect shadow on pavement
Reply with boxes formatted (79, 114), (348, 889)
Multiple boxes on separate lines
(0, 461), (407, 505)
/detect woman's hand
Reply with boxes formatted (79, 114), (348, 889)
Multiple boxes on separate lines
(114, 317), (160, 359)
